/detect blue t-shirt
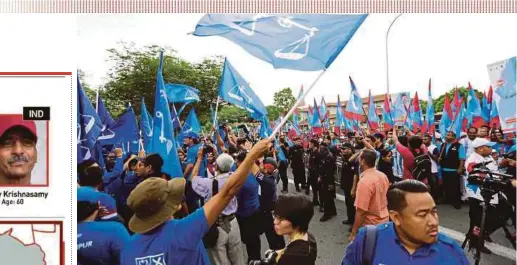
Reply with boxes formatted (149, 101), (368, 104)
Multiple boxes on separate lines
(78, 221), (129, 265)
(236, 173), (260, 217)
(120, 208), (210, 265)
(342, 222), (469, 265)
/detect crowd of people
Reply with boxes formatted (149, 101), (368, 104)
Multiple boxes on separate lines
(77, 122), (516, 265)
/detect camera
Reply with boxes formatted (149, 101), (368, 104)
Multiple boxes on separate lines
(467, 163), (513, 192)
(249, 249), (278, 265)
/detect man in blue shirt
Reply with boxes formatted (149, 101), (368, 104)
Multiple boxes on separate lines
(342, 179), (469, 265)
(120, 139), (271, 265)
(77, 188), (129, 265)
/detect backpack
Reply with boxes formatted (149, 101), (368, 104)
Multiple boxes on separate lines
(361, 225), (378, 265)
(202, 178), (219, 248)
(411, 151), (432, 182)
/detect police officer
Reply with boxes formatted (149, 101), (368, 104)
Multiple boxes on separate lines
(289, 136), (307, 193)
(319, 142), (337, 222)
(307, 139), (321, 206)
(340, 143), (356, 225)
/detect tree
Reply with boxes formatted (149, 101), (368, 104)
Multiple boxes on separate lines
(273, 87), (296, 113)
(217, 105), (249, 123)
(266, 105), (282, 121)
(433, 86), (483, 112)
(99, 42), (224, 122)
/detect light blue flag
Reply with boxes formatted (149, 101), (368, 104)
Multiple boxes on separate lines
(194, 14), (368, 71)
(218, 58), (267, 118)
(275, 140), (288, 162)
(259, 116), (273, 138)
(182, 109), (202, 134)
(140, 97), (153, 152)
(164, 83), (200, 103)
(151, 52), (183, 177)
(98, 106), (139, 146)
(78, 77), (103, 163)
(97, 96), (115, 129)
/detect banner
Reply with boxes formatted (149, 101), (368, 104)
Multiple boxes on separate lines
(487, 56), (516, 132)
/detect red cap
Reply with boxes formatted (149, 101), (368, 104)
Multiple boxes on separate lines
(0, 115), (37, 140)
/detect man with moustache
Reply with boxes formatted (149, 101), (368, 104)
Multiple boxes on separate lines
(0, 115), (38, 185)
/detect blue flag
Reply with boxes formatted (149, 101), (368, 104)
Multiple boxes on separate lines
(98, 106), (139, 146)
(218, 58), (267, 118)
(78, 77), (103, 164)
(164, 83), (200, 103)
(487, 56), (516, 132)
(151, 52), (183, 177)
(182, 108), (202, 134)
(97, 95), (115, 129)
(140, 97), (153, 152)
(259, 116), (273, 138)
(194, 14), (368, 71)
(170, 104), (182, 130)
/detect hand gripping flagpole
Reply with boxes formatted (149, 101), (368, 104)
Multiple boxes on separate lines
(269, 69), (327, 140)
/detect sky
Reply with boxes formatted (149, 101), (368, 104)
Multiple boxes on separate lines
(77, 13), (517, 106)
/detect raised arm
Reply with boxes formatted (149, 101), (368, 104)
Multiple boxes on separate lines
(203, 139), (270, 226)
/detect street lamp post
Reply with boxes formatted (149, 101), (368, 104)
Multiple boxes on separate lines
(386, 13), (404, 97)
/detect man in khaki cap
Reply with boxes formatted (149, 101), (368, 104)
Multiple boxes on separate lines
(120, 139), (271, 265)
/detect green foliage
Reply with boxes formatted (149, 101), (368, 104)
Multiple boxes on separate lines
(266, 105), (282, 121)
(433, 86), (483, 112)
(217, 105), (249, 123)
(97, 42), (224, 123)
(273, 87), (296, 113)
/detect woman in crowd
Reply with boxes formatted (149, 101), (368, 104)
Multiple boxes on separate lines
(252, 193), (317, 265)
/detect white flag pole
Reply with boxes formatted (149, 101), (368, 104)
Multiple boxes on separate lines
(269, 69), (327, 140)
(213, 96), (220, 127)
(95, 88), (100, 113)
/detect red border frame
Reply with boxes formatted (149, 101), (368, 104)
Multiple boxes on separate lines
(0, 114), (50, 187)
(0, 220), (64, 265)
(0, 72), (72, 76)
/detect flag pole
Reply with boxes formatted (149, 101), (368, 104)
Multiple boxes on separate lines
(213, 96), (220, 127)
(95, 88), (100, 113)
(270, 69), (327, 140)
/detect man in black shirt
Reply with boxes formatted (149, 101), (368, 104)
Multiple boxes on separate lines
(278, 137), (290, 192)
(289, 137), (307, 193)
(319, 143), (337, 222)
(307, 139), (321, 206)
(339, 143), (356, 225)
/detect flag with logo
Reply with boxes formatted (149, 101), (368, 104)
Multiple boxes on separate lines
(367, 90), (379, 131)
(439, 94), (453, 136)
(423, 79), (435, 134)
(78, 77), (103, 164)
(345, 76), (365, 121)
(193, 14), (368, 71)
(382, 93), (393, 131)
(411, 92), (423, 133)
(151, 52), (183, 177)
(98, 106), (139, 146)
(487, 56), (516, 132)
(218, 58), (267, 119)
(466, 82), (486, 128)
(164, 83), (200, 103)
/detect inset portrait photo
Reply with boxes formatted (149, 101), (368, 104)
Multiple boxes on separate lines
(0, 114), (48, 186)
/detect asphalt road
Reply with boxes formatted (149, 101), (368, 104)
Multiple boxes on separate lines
(249, 170), (516, 265)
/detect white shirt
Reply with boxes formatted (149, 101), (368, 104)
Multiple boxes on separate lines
(465, 152), (499, 204)
(428, 144), (439, 174)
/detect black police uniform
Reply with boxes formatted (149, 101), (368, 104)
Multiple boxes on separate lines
(278, 143), (290, 192)
(289, 144), (307, 191)
(340, 154), (356, 224)
(319, 149), (337, 219)
(307, 148), (321, 205)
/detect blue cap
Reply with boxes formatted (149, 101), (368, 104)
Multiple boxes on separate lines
(183, 131), (200, 140)
(77, 187), (100, 204)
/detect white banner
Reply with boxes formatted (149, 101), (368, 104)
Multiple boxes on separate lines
(487, 56), (517, 133)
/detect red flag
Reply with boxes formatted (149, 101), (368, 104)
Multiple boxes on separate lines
(444, 93), (453, 119)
